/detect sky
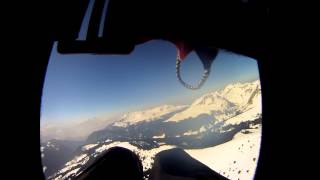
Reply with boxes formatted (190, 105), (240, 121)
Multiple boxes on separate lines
(41, 40), (259, 125)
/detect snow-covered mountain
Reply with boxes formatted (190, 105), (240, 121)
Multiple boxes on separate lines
(167, 80), (261, 123)
(220, 80), (261, 109)
(44, 80), (262, 180)
(113, 105), (188, 127)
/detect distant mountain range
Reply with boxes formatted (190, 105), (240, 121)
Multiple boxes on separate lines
(41, 116), (119, 142)
(42, 80), (262, 180)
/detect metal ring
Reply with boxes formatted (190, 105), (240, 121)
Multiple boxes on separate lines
(176, 58), (210, 90)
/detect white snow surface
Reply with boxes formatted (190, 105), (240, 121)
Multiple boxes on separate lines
(61, 168), (81, 180)
(81, 144), (99, 151)
(186, 126), (262, 180)
(153, 133), (166, 139)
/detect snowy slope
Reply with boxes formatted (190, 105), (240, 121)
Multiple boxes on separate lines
(222, 93), (261, 127)
(113, 105), (188, 127)
(186, 125), (262, 180)
(166, 80), (261, 122)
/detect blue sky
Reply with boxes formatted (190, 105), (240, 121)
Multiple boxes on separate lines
(41, 40), (259, 124)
